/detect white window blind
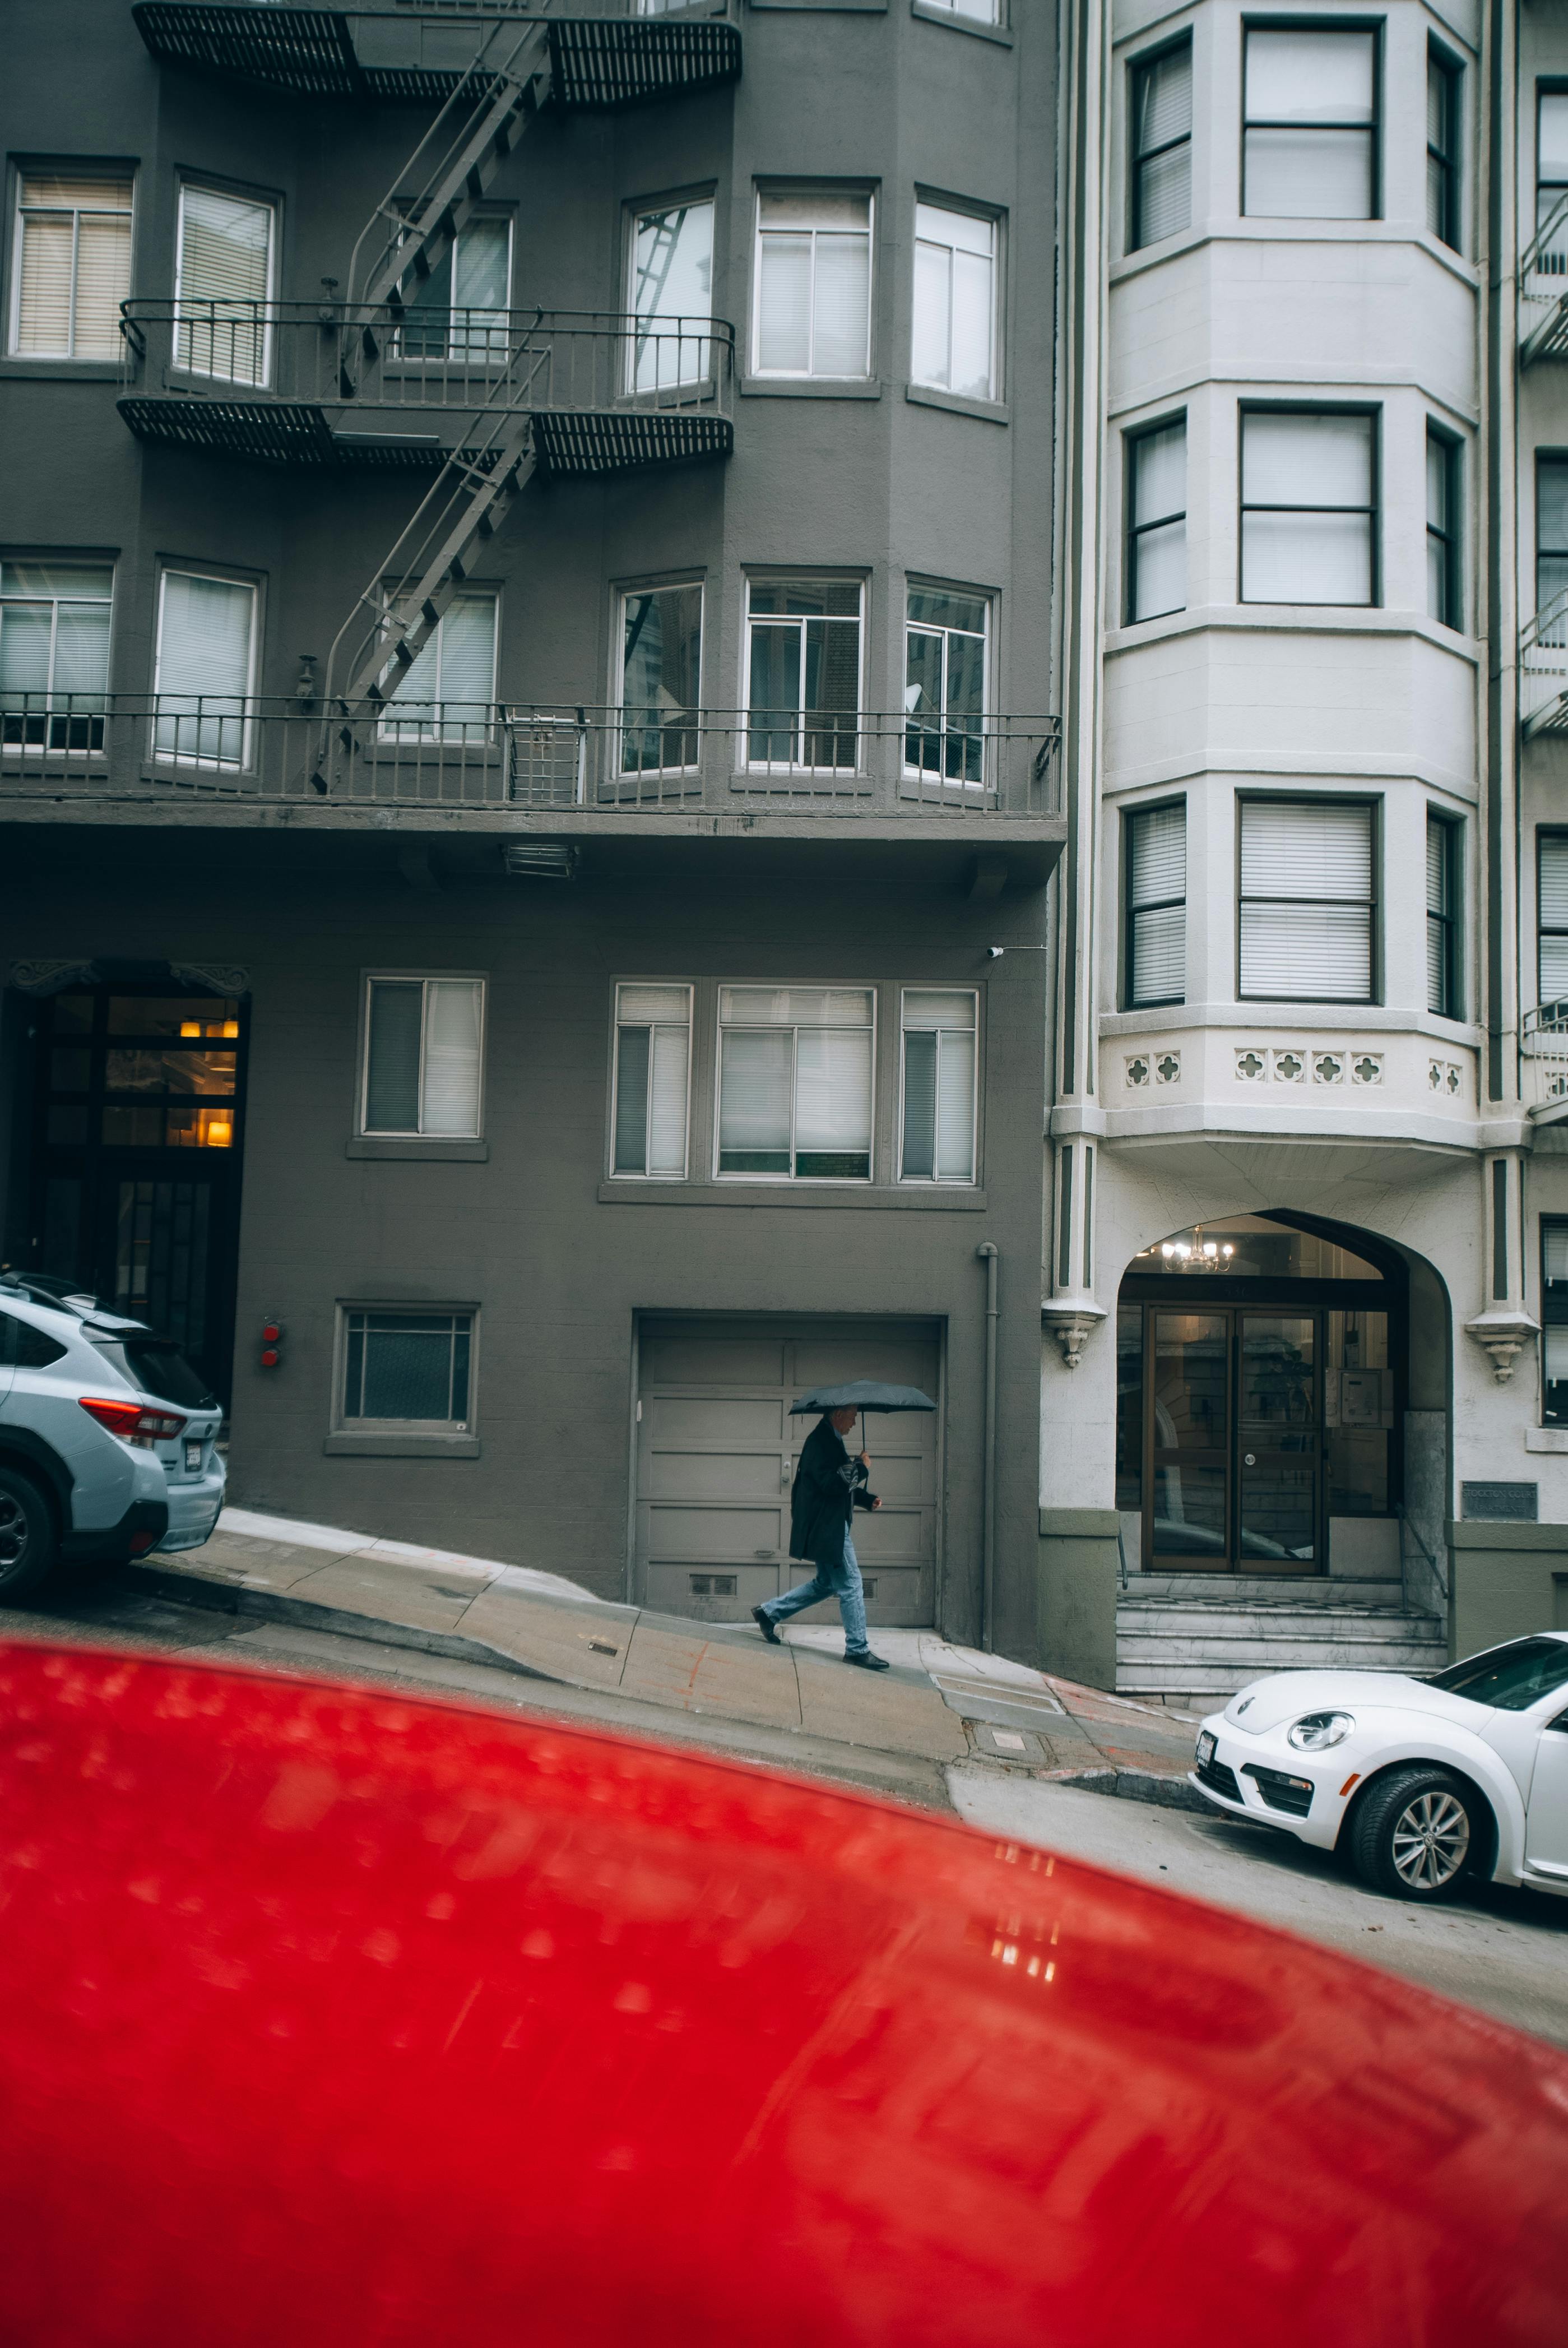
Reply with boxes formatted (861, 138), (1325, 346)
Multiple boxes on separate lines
(1239, 800), (1375, 1001)
(1130, 41), (1191, 249)
(1539, 93), (1568, 249)
(755, 192), (871, 379)
(0, 562), (113, 750)
(717, 987), (874, 1179)
(1539, 838), (1568, 1003)
(631, 201), (713, 391)
(11, 174), (133, 360)
(901, 990), (977, 1183)
(911, 203), (995, 400)
(1127, 419), (1186, 622)
(614, 984), (692, 1177)
(1244, 31), (1376, 221)
(175, 184), (274, 384)
(364, 978), (483, 1136)
(152, 571), (255, 768)
(1241, 411), (1375, 606)
(401, 217), (511, 359)
(1427, 813), (1459, 1018)
(380, 594), (497, 742)
(1126, 802), (1186, 1006)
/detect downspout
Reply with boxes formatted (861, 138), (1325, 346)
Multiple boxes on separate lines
(977, 1242), (999, 1651)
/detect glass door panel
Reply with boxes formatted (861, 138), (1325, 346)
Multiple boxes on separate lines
(1150, 1312), (1228, 1563)
(1238, 1314), (1319, 1567)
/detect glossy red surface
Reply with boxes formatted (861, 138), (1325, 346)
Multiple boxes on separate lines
(0, 1640), (1565, 2346)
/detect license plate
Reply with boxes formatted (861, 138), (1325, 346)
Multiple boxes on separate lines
(184, 1439), (204, 1472)
(1196, 1731), (1216, 1767)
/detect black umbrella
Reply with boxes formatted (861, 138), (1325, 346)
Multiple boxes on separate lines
(790, 1379), (936, 1453)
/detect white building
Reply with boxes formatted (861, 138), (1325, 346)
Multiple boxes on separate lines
(1042, 0), (1568, 1705)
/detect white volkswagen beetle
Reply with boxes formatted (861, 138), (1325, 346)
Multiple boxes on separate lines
(1191, 1633), (1568, 1904)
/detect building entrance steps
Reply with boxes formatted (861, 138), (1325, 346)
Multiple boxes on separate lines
(127, 1508), (1207, 1796)
(1116, 1567), (1448, 1713)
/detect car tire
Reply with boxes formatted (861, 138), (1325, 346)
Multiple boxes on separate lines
(0, 1468), (59, 1600)
(1349, 1766), (1481, 1904)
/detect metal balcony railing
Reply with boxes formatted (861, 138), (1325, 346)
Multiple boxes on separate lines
(1520, 193), (1568, 366)
(118, 303), (734, 469)
(0, 697), (1061, 821)
(1521, 587), (1568, 739)
(1523, 1002), (1568, 1119)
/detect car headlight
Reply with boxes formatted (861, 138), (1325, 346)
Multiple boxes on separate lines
(1286, 1711), (1354, 1752)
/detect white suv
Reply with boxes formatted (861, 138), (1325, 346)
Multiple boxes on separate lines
(0, 1276), (225, 1598)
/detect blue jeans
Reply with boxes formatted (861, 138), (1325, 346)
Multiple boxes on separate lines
(761, 1530), (869, 1655)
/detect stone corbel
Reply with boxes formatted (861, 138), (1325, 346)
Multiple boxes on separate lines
(1041, 1296), (1107, 1370)
(8, 959), (99, 995)
(169, 961), (251, 998)
(1464, 1307), (1539, 1386)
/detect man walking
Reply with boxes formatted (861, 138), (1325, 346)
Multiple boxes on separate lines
(753, 1406), (889, 1670)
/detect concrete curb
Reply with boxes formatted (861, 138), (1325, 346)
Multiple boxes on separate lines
(1047, 1765), (1212, 1815)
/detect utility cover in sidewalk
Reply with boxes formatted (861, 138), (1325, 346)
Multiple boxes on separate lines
(971, 1722), (1050, 1764)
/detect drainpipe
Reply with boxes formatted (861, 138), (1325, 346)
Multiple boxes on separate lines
(976, 1243), (999, 1651)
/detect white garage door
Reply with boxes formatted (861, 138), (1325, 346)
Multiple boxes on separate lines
(635, 1317), (941, 1625)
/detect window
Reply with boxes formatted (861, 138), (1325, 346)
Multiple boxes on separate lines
(911, 202), (996, 400)
(717, 987), (873, 1180)
(400, 217), (511, 360)
(174, 184), (275, 386)
(745, 578), (861, 770)
(629, 198), (712, 391)
(1243, 29), (1377, 220)
(904, 586), (987, 785)
(379, 594), (497, 742)
(1426, 46), (1462, 250)
(361, 978), (484, 1137)
(1129, 38), (1191, 251)
(1538, 459), (1568, 631)
(1238, 799), (1376, 1003)
(900, 990), (976, 1183)
(151, 569), (257, 770)
(916, 0), (1001, 20)
(1124, 802), (1186, 1008)
(1426, 428), (1461, 630)
(753, 191), (871, 379)
(1125, 418), (1186, 622)
(1538, 90), (1568, 253)
(619, 585), (701, 775)
(0, 561), (112, 751)
(1544, 1223), (1568, 1425)
(613, 985), (692, 1177)
(1240, 410), (1376, 606)
(341, 1310), (472, 1430)
(1426, 811), (1461, 1020)
(8, 172), (132, 360)
(1538, 836), (1568, 1004)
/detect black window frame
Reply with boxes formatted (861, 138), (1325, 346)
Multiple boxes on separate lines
(1238, 402), (1381, 609)
(1537, 452), (1568, 626)
(1426, 41), (1463, 252)
(1538, 82), (1568, 248)
(1426, 807), (1462, 1021)
(1128, 33), (1193, 256)
(1241, 20), (1382, 224)
(1537, 829), (1568, 1011)
(1236, 793), (1380, 1007)
(1425, 423), (1462, 632)
(1543, 1217), (1568, 1426)
(1123, 798), (1187, 1011)
(1124, 414), (1187, 625)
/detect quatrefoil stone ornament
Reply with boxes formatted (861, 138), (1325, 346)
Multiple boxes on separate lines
(1125, 1055), (1149, 1087)
(1314, 1054), (1343, 1084)
(1352, 1055), (1382, 1085)
(1155, 1053), (1181, 1084)
(1236, 1052), (1265, 1081)
(1274, 1052), (1303, 1082)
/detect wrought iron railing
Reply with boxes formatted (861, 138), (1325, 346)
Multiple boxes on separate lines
(1520, 192), (1568, 364)
(0, 696), (1062, 818)
(1521, 586), (1568, 738)
(119, 301), (734, 423)
(1523, 1000), (1568, 1116)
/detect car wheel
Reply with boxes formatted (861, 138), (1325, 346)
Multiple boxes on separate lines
(0, 1469), (59, 1599)
(1349, 1767), (1480, 1903)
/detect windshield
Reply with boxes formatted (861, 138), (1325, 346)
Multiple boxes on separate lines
(91, 1337), (217, 1411)
(1428, 1638), (1568, 1711)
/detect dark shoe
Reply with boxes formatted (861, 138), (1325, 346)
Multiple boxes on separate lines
(845, 1648), (890, 1671)
(752, 1605), (782, 1646)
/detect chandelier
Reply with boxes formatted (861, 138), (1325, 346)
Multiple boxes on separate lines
(1158, 1224), (1236, 1272)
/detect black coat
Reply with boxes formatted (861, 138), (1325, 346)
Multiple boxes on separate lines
(789, 1416), (876, 1563)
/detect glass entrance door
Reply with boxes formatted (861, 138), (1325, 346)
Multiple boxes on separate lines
(1150, 1312), (1230, 1566)
(1144, 1308), (1322, 1573)
(1237, 1313), (1319, 1568)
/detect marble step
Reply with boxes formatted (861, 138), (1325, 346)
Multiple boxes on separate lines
(1124, 1573), (1405, 1607)
(1118, 1604), (1442, 1642)
(1119, 1648), (1448, 1697)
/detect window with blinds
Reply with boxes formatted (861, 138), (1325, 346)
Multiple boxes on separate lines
(10, 173), (133, 360)
(1426, 46), (1462, 251)
(1240, 410), (1376, 607)
(1538, 835), (1568, 1008)
(361, 978), (485, 1137)
(0, 561), (113, 751)
(1126, 418), (1186, 623)
(717, 987), (874, 1180)
(1542, 1222), (1568, 1426)
(151, 569), (256, 770)
(613, 985), (692, 1177)
(1124, 802), (1186, 1008)
(900, 991), (977, 1183)
(1538, 459), (1568, 635)
(629, 200), (713, 392)
(1238, 799), (1376, 1003)
(1427, 812), (1461, 1020)
(378, 594), (497, 743)
(1426, 428), (1461, 631)
(400, 217), (512, 362)
(746, 577), (861, 771)
(1129, 38), (1191, 251)
(1539, 91), (1568, 258)
(174, 183), (275, 386)
(753, 191), (871, 379)
(619, 585), (701, 776)
(911, 201), (996, 401)
(1243, 29), (1377, 221)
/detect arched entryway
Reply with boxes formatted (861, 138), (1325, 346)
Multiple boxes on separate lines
(1116, 1212), (1405, 1578)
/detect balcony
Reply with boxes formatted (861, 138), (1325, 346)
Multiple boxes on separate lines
(1521, 590), (1568, 740)
(118, 304), (734, 471)
(1523, 1004), (1568, 1123)
(0, 696), (1064, 861)
(132, 0), (742, 108)
(1520, 195), (1568, 368)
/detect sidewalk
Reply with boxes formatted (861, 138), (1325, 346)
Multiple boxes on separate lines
(132, 1509), (1205, 1804)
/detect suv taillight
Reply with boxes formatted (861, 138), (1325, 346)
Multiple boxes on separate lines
(78, 1397), (188, 1449)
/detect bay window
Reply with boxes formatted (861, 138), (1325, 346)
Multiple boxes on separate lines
(629, 198), (713, 391)
(1426, 45), (1462, 251)
(619, 584), (701, 775)
(1240, 409), (1376, 607)
(1427, 811), (1462, 1021)
(1238, 798), (1376, 1003)
(1124, 802), (1186, 1008)
(753, 191), (872, 379)
(717, 987), (874, 1180)
(1129, 38), (1191, 251)
(911, 201), (996, 401)
(746, 577), (861, 771)
(904, 586), (987, 785)
(1243, 29), (1377, 221)
(1126, 416), (1186, 622)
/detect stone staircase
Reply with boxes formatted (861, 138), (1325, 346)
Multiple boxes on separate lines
(1116, 1573), (1449, 1715)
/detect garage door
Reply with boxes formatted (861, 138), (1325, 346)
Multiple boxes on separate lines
(635, 1317), (941, 1625)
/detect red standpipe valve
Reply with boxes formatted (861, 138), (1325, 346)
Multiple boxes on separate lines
(260, 1317), (284, 1370)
